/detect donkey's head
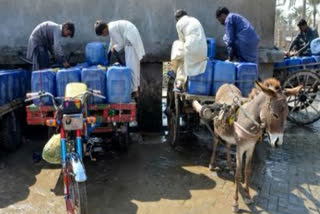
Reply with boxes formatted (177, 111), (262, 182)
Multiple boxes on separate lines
(255, 80), (302, 148)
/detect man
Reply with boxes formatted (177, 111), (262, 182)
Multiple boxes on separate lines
(27, 21), (74, 71)
(171, 9), (207, 91)
(216, 7), (260, 63)
(287, 19), (319, 57)
(94, 20), (145, 98)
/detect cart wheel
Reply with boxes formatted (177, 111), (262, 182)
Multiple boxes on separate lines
(283, 71), (320, 124)
(273, 68), (289, 85)
(119, 133), (129, 152)
(165, 78), (174, 142)
(184, 113), (200, 135)
(118, 124), (130, 152)
(0, 111), (22, 152)
(165, 78), (175, 117)
(167, 93), (181, 148)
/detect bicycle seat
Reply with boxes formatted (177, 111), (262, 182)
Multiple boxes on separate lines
(61, 83), (88, 114)
(65, 83), (87, 99)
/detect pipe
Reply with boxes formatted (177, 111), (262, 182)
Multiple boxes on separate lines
(192, 100), (203, 113)
(192, 100), (213, 120)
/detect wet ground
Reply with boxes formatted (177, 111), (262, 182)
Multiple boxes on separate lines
(0, 120), (319, 214)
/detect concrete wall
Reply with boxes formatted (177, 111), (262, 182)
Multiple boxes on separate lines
(0, 0), (276, 64)
(0, 0), (277, 131)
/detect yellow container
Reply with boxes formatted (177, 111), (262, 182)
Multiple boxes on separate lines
(65, 83), (87, 99)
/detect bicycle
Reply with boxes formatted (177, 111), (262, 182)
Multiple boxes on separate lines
(25, 83), (105, 214)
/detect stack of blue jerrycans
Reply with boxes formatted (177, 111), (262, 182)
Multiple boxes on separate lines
(31, 69), (56, 105)
(274, 55), (320, 71)
(187, 37), (258, 97)
(0, 69), (30, 106)
(186, 38), (216, 96)
(31, 42), (133, 106)
(84, 42), (132, 104)
(187, 60), (258, 97)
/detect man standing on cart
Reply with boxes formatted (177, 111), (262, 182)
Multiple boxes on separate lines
(171, 9), (208, 91)
(286, 19), (319, 57)
(216, 7), (260, 63)
(94, 20), (145, 100)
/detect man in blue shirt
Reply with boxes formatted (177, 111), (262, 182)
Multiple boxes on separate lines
(216, 7), (260, 63)
(287, 19), (319, 57)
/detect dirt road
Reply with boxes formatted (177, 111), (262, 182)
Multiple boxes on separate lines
(0, 122), (319, 214)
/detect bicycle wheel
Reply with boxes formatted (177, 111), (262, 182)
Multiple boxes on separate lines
(65, 159), (88, 214)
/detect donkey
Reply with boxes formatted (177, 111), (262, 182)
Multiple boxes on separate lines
(209, 78), (285, 171)
(209, 78), (302, 212)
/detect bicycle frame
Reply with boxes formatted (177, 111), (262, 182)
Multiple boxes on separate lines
(26, 89), (104, 213)
(61, 126), (87, 197)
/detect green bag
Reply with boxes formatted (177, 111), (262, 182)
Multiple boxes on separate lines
(42, 134), (62, 164)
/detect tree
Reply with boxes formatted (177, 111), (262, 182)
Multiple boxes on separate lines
(276, 8), (286, 24)
(303, 0), (307, 19)
(277, 0), (289, 6)
(287, 5), (312, 25)
(279, 0), (297, 7)
(275, 8), (288, 48)
(280, 0), (307, 18)
(308, 0), (320, 27)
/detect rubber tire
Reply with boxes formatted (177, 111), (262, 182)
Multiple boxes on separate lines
(67, 160), (88, 214)
(118, 133), (129, 152)
(0, 112), (22, 152)
(118, 124), (130, 152)
(168, 93), (181, 148)
(76, 182), (88, 214)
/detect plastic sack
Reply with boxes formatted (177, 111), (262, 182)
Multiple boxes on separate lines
(311, 38), (320, 55)
(42, 134), (62, 164)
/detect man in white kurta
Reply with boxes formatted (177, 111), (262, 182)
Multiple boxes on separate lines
(94, 20), (145, 97)
(171, 10), (208, 90)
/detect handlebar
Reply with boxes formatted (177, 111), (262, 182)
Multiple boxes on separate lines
(25, 91), (58, 110)
(26, 91), (55, 101)
(25, 89), (106, 110)
(26, 92), (39, 98)
(87, 88), (101, 95)
(85, 90), (106, 100)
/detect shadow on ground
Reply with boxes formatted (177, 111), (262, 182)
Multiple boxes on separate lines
(0, 126), (59, 210)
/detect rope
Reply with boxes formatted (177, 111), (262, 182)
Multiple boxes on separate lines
(39, 69), (45, 123)
(227, 84), (262, 129)
(119, 66), (123, 123)
(203, 119), (215, 137)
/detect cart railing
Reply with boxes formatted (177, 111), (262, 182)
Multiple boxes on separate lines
(274, 62), (320, 71)
(0, 98), (25, 118)
(26, 103), (136, 126)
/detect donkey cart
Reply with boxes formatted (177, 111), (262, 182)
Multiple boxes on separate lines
(274, 60), (320, 125)
(165, 71), (226, 148)
(165, 66), (303, 212)
(165, 60), (320, 148)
